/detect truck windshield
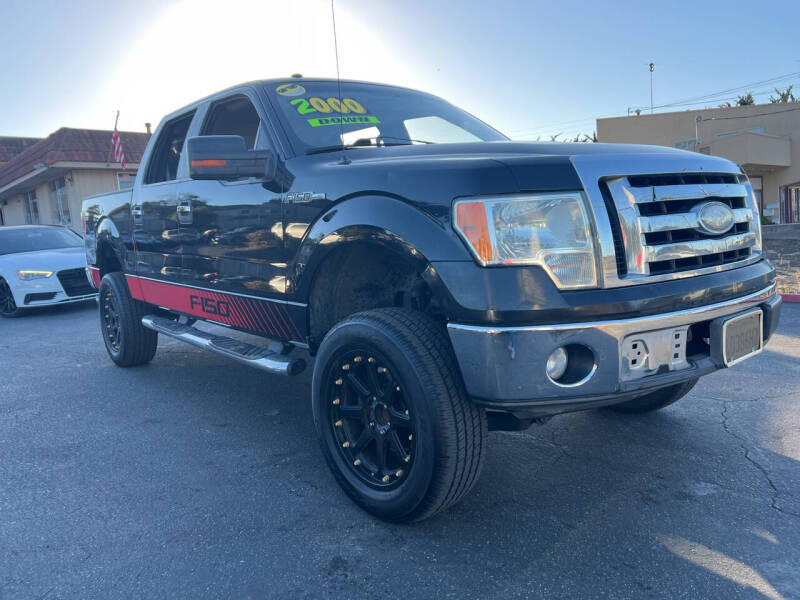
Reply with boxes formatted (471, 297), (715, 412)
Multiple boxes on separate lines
(0, 227), (83, 255)
(266, 81), (507, 154)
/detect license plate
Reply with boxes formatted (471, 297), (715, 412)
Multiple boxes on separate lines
(722, 309), (763, 366)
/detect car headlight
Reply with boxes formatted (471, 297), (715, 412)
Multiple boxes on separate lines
(17, 270), (54, 281)
(453, 192), (598, 289)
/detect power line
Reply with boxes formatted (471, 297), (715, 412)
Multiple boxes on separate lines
(507, 75), (800, 139)
(629, 71), (800, 111)
(700, 104), (800, 122)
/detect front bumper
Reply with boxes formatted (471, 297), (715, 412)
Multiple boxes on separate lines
(12, 278), (96, 308)
(448, 284), (780, 415)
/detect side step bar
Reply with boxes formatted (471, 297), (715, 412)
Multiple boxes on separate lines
(142, 315), (306, 376)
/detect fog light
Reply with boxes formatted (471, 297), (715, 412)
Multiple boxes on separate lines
(546, 347), (568, 380)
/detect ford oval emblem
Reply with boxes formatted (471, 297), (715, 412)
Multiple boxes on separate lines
(695, 201), (735, 235)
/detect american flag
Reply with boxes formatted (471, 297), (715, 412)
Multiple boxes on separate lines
(111, 126), (126, 170)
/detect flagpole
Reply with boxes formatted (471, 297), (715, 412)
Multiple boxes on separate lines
(106, 110), (120, 168)
(113, 110), (123, 171)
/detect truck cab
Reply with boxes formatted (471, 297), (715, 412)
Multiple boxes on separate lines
(83, 77), (781, 522)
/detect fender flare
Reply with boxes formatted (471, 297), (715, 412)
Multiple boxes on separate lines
(290, 194), (470, 309)
(93, 216), (125, 272)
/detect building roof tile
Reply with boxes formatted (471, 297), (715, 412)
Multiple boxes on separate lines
(0, 136), (42, 164)
(0, 128), (150, 190)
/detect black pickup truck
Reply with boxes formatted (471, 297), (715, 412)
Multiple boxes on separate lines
(83, 77), (781, 521)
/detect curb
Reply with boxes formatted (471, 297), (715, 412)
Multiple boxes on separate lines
(780, 293), (800, 303)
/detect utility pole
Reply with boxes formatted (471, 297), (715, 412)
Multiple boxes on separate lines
(695, 115), (701, 151)
(649, 63), (655, 114)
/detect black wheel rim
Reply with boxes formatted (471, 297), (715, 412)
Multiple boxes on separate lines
(327, 349), (416, 490)
(0, 279), (16, 314)
(101, 288), (121, 352)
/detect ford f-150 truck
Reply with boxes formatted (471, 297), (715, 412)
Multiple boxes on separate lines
(83, 77), (781, 522)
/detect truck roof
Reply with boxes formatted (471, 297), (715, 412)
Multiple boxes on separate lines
(160, 77), (437, 125)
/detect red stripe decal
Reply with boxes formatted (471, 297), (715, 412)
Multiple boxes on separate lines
(88, 267), (101, 288)
(269, 301), (291, 340)
(126, 275), (146, 301)
(124, 275), (303, 341)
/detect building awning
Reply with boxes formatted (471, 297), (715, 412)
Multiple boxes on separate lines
(709, 131), (790, 174)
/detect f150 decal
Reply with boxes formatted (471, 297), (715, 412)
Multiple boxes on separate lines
(190, 295), (230, 317)
(126, 275), (305, 342)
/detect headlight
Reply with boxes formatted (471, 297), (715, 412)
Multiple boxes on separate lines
(17, 270), (54, 281)
(743, 178), (763, 253)
(453, 192), (598, 289)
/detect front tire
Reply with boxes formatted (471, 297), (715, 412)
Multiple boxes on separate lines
(605, 379), (698, 414)
(0, 277), (24, 318)
(98, 272), (158, 367)
(312, 308), (486, 522)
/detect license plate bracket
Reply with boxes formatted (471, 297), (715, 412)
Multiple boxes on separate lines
(711, 308), (763, 367)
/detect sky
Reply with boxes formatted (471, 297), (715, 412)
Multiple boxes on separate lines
(1, 0), (798, 141)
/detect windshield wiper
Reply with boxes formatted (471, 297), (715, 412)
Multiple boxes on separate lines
(306, 137), (434, 156)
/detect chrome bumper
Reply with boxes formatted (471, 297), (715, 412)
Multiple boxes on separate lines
(447, 284), (780, 410)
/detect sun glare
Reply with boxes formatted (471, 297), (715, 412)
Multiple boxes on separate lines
(95, 0), (412, 132)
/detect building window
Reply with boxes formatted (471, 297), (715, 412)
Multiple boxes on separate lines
(117, 172), (136, 190)
(749, 176), (775, 225)
(781, 184), (800, 224)
(24, 190), (40, 224)
(49, 178), (70, 225)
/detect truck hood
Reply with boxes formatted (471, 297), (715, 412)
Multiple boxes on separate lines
(334, 140), (689, 161)
(295, 141), (708, 213)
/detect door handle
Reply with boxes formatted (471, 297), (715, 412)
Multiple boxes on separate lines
(177, 194), (196, 224)
(177, 194), (197, 213)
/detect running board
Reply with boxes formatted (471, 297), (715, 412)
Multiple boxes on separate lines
(141, 315), (306, 376)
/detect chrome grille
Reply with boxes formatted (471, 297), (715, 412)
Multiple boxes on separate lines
(604, 173), (759, 279)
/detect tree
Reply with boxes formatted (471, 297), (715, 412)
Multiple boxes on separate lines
(769, 85), (796, 103)
(581, 131), (598, 143)
(736, 92), (755, 106)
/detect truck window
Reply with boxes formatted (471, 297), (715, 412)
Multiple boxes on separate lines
(202, 95), (261, 149)
(145, 111), (196, 184)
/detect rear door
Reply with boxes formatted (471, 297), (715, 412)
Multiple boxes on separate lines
(132, 110), (195, 282)
(175, 92), (301, 341)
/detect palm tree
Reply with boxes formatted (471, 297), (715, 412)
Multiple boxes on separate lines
(769, 85), (796, 103)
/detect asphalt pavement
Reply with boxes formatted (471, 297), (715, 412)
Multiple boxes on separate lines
(1, 301), (799, 599)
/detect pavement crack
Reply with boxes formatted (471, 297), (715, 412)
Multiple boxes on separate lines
(719, 401), (800, 520)
(548, 427), (577, 460)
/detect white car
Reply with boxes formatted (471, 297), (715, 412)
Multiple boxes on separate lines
(0, 225), (97, 317)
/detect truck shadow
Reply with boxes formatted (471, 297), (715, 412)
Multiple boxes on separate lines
(118, 304), (799, 598)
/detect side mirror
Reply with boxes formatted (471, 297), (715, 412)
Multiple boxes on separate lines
(187, 135), (277, 181)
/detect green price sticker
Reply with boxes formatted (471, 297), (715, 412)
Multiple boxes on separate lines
(308, 115), (381, 128)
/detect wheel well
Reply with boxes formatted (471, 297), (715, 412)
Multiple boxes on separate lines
(308, 243), (440, 351)
(97, 241), (122, 277)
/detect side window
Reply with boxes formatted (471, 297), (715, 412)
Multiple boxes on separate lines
(145, 111), (196, 184)
(202, 95), (261, 148)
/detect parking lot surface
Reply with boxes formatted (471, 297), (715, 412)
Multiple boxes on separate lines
(1, 301), (799, 599)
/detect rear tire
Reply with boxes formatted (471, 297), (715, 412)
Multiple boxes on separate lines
(98, 272), (158, 367)
(605, 379), (698, 414)
(312, 308), (486, 522)
(0, 277), (24, 318)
